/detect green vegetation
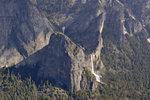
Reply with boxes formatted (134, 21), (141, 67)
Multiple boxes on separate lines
(0, 68), (37, 100)
(100, 30), (150, 99)
(0, 67), (96, 100)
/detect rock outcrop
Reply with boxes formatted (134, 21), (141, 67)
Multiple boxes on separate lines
(45, 0), (106, 81)
(17, 32), (97, 91)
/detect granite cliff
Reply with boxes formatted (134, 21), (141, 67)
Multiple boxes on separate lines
(0, 0), (54, 67)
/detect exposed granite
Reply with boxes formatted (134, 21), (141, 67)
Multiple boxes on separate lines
(0, 0), (54, 67)
(16, 33), (98, 91)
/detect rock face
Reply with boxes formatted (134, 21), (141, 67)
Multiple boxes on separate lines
(0, 0), (54, 67)
(0, 0), (99, 92)
(17, 32), (97, 91)
(1, 0), (150, 91)
(41, 0), (150, 75)
(45, 0), (106, 79)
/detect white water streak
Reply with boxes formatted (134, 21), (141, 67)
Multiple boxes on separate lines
(91, 55), (101, 82)
(123, 25), (128, 35)
(62, 26), (65, 33)
(147, 38), (150, 43)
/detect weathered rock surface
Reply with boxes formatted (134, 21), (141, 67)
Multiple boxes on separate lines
(44, 0), (106, 80)
(17, 33), (97, 91)
(0, 0), (54, 67)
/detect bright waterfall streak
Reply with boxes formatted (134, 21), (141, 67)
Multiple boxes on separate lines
(147, 38), (150, 43)
(62, 26), (65, 33)
(91, 54), (101, 82)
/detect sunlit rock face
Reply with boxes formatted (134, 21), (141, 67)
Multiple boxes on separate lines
(0, 0), (54, 67)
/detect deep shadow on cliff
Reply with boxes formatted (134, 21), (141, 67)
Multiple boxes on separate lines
(5, 33), (98, 92)
(7, 64), (68, 90)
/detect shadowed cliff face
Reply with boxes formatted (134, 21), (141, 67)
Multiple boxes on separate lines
(43, 0), (106, 79)
(16, 33), (97, 91)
